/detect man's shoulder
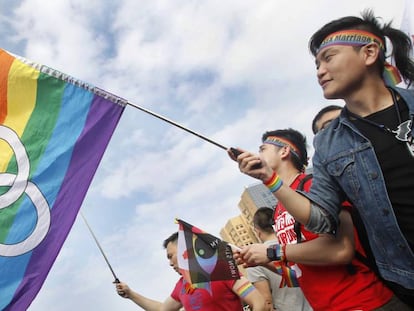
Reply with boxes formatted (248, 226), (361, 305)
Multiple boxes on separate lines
(393, 85), (414, 94)
(393, 86), (414, 107)
(313, 116), (344, 152)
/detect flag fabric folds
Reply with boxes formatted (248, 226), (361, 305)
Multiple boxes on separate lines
(177, 219), (240, 289)
(0, 48), (125, 310)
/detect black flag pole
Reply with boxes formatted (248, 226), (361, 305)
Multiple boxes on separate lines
(126, 101), (244, 158)
(126, 101), (230, 151)
(80, 211), (120, 283)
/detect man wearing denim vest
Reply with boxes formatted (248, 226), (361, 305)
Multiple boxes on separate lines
(231, 10), (414, 307)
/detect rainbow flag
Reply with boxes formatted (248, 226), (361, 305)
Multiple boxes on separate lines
(177, 219), (240, 292)
(0, 48), (125, 310)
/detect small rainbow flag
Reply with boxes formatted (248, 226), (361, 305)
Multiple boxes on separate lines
(0, 48), (125, 310)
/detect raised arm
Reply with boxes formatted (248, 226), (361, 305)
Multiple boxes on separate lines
(238, 210), (354, 267)
(229, 148), (336, 233)
(229, 149), (312, 225)
(115, 282), (182, 311)
(245, 271), (275, 311)
(285, 210), (355, 265)
(232, 276), (270, 311)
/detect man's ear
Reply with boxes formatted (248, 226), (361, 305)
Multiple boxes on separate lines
(362, 43), (382, 66)
(279, 146), (290, 159)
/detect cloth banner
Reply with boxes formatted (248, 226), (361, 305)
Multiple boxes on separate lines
(0, 48), (125, 310)
(177, 219), (240, 290)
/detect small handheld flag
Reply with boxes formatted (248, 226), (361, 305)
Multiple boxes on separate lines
(176, 219), (240, 289)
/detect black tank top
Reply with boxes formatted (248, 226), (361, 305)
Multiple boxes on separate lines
(347, 94), (414, 251)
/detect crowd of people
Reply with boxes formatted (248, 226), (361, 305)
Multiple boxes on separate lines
(114, 9), (414, 311)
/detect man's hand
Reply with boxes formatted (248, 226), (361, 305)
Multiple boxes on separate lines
(240, 244), (270, 266)
(115, 281), (131, 299)
(227, 148), (273, 181)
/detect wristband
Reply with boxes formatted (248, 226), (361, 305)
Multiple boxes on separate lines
(236, 281), (255, 298)
(264, 171), (283, 193)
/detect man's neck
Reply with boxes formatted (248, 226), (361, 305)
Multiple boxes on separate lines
(276, 164), (301, 186)
(261, 232), (277, 243)
(344, 82), (393, 117)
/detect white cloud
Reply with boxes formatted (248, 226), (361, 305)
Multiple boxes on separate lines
(0, 0), (405, 310)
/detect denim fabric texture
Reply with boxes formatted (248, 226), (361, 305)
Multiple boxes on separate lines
(302, 86), (414, 289)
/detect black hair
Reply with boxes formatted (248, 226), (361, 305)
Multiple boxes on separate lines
(253, 207), (274, 234)
(309, 9), (414, 86)
(163, 232), (178, 249)
(262, 128), (308, 171)
(312, 105), (343, 134)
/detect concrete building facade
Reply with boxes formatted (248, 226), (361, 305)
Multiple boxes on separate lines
(220, 182), (277, 246)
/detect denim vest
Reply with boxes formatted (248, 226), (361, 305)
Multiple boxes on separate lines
(304, 86), (414, 289)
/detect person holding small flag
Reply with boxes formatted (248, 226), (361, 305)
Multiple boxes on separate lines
(247, 207), (313, 311)
(115, 231), (269, 311)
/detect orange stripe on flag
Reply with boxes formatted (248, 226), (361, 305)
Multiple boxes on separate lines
(0, 50), (15, 123)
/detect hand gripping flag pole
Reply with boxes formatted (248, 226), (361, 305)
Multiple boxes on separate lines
(126, 101), (242, 156)
(80, 212), (120, 284)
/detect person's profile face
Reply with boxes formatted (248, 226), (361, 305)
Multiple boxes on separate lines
(259, 143), (283, 170)
(315, 109), (341, 133)
(166, 242), (179, 274)
(316, 46), (364, 99)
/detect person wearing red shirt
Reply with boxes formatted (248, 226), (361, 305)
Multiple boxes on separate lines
(115, 232), (268, 311)
(232, 128), (408, 310)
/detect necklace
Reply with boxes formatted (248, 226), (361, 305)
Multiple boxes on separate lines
(347, 88), (402, 133)
(346, 88), (414, 156)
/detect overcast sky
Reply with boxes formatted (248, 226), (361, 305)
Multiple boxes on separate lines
(0, 0), (409, 310)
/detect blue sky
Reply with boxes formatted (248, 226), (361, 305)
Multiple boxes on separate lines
(0, 0), (409, 310)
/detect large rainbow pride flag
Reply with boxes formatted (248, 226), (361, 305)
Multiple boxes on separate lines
(0, 48), (125, 310)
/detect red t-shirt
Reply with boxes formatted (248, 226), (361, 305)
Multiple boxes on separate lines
(274, 173), (393, 311)
(170, 277), (244, 311)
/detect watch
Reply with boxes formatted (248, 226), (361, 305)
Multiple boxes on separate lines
(266, 244), (284, 261)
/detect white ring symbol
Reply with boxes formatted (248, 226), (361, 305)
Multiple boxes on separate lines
(0, 125), (51, 256)
(0, 125), (29, 208)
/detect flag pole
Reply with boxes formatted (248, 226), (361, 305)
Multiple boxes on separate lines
(126, 101), (228, 151)
(80, 211), (120, 283)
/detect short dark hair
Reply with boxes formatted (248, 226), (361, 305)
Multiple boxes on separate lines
(262, 128), (308, 171)
(312, 105), (342, 134)
(309, 9), (414, 86)
(253, 207), (274, 234)
(163, 232), (178, 249)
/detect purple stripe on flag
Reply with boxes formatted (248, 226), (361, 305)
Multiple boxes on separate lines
(5, 96), (124, 310)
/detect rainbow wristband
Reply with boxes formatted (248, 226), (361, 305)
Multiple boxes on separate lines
(272, 244), (286, 262)
(236, 281), (255, 298)
(264, 171), (283, 193)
